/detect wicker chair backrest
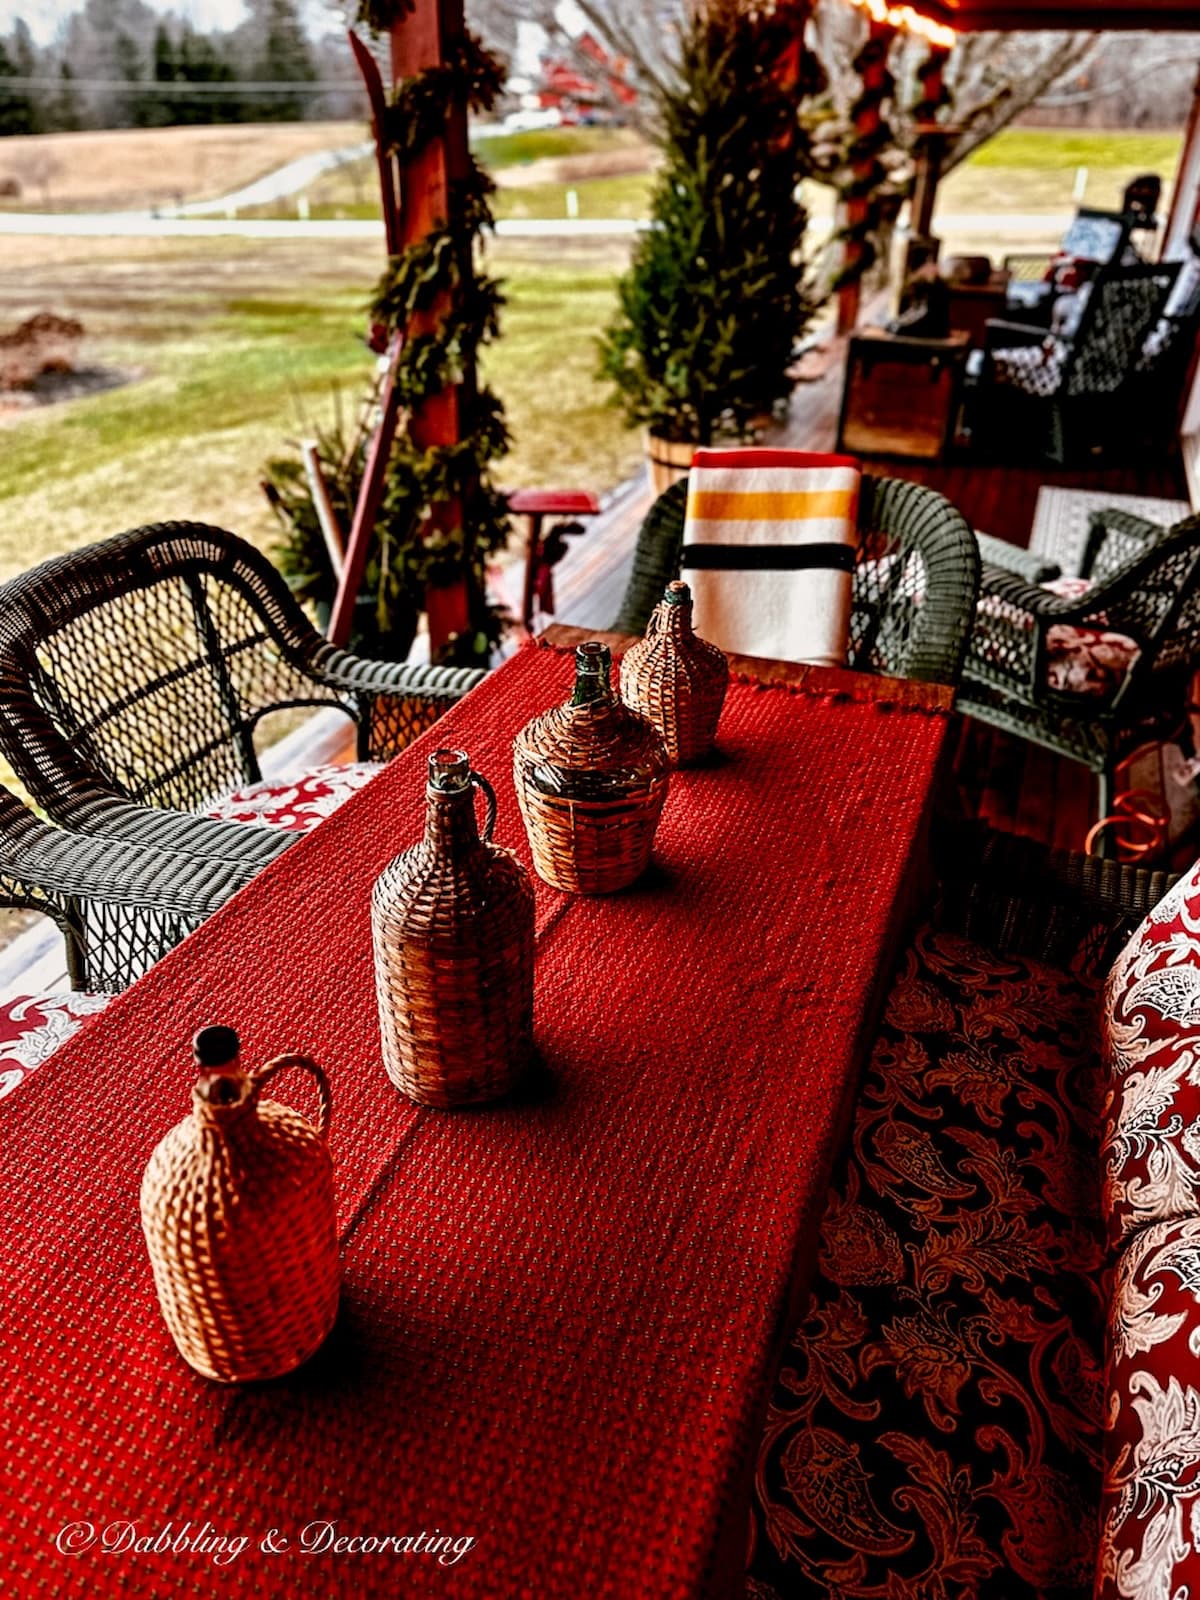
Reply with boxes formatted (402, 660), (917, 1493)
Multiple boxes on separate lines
(0, 522), (344, 815)
(1065, 262), (1177, 398)
(610, 475), (981, 687)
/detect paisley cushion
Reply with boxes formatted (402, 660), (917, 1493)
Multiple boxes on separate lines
(1098, 1215), (1200, 1600)
(748, 927), (1107, 1600)
(203, 762), (382, 832)
(1102, 862), (1200, 1249)
(0, 991), (111, 1104)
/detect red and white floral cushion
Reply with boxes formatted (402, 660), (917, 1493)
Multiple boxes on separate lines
(0, 991), (111, 1104)
(203, 761), (382, 832)
(1102, 859), (1200, 1249)
(977, 574), (1141, 698)
(1098, 1214), (1200, 1600)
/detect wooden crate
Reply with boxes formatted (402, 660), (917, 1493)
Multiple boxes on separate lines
(838, 328), (969, 461)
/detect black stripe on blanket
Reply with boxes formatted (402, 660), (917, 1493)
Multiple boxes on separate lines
(681, 543), (856, 573)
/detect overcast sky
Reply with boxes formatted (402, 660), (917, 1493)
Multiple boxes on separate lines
(0, 0), (347, 45)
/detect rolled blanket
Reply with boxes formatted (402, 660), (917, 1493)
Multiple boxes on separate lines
(682, 449), (862, 666)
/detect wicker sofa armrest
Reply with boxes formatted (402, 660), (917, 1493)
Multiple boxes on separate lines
(936, 820), (1176, 975)
(58, 793), (295, 867)
(978, 564), (1102, 621)
(975, 533), (1060, 585)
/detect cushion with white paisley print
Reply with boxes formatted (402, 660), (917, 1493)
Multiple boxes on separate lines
(0, 991), (111, 1104)
(203, 761), (383, 832)
(1098, 1213), (1200, 1600)
(976, 576), (1140, 699)
(1103, 862), (1200, 1248)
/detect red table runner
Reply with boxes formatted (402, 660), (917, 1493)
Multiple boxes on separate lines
(1, 642), (949, 1599)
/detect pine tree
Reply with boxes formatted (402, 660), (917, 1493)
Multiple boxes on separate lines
(0, 39), (35, 137)
(252, 0), (318, 122)
(49, 62), (83, 132)
(599, 0), (818, 445)
(8, 20), (39, 133)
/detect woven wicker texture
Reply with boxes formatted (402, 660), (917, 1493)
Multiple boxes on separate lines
(2, 643), (949, 1599)
(372, 751), (535, 1107)
(621, 582), (729, 766)
(513, 642), (670, 894)
(140, 1048), (339, 1383)
(613, 475), (981, 688)
(960, 512), (1200, 820)
(0, 520), (479, 862)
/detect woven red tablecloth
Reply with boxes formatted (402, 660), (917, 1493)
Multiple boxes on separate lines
(0, 642), (948, 1600)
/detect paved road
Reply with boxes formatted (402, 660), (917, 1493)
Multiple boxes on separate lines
(165, 142), (374, 216)
(0, 211), (1072, 241)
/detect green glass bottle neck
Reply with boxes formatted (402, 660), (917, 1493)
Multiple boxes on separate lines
(570, 644), (614, 707)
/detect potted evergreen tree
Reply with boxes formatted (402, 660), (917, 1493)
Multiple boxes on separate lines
(599, 0), (818, 493)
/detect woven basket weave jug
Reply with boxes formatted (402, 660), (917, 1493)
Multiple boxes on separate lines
(372, 749), (535, 1108)
(513, 641), (670, 895)
(140, 1027), (339, 1383)
(621, 581), (728, 766)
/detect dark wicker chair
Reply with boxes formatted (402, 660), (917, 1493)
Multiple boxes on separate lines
(612, 475), (982, 688)
(959, 510), (1200, 819)
(0, 786), (259, 992)
(970, 260), (1178, 463)
(0, 522), (482, 867)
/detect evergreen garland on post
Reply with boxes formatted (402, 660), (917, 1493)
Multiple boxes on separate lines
(599, 0), (818, 447)
(265, 25), (512, 665)
(830, 25), (897, 293)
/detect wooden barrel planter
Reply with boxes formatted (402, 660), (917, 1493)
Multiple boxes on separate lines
(643, 431), (696, 497)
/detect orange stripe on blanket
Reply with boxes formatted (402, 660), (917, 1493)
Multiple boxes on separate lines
(685, 489), (858, 523)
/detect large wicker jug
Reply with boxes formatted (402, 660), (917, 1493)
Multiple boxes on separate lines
(621, 581), (729, 766)
(372, 749), (535, 1108)
(140, 1027), (339, 1383)
(513, 640), (670, 894)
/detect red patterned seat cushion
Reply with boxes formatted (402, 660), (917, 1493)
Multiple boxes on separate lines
(748, 927), (1107, 1600)
(203, 761), (382, 832)
(1102, 861), (1200, 1249)
(0, 991), (110, 1104)
(1098, 1214), (1200, 1600)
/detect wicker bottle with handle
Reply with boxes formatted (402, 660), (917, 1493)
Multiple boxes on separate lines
(140, 1026), (339, 1383)
(372, 749), (535, 1108)
(513, 640), (670, 894)
(621, 581), (729, 766)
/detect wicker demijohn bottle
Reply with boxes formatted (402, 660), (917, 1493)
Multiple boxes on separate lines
(621, 581), (729, 766)
(513, 640), (670, 894)
(140, 1027), (339, 1383)
(372, 749), (535, 1108)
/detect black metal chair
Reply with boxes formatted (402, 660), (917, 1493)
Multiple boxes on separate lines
(969, 260), (1178, 463)
(0, 521), (482, 870)
(959, 510), (1200, 820)
(612, 475), (982, 688)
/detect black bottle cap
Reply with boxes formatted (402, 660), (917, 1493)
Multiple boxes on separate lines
(193, 1025), (241, 1068)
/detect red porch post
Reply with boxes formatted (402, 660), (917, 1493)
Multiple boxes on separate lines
(837, 18), (896, 334)
(331, 0), (472, 657)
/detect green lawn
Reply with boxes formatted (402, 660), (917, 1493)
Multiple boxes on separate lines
(0, 234), (636, 584)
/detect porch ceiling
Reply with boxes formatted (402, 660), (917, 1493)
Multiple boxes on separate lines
(917, 0), (1200, 28)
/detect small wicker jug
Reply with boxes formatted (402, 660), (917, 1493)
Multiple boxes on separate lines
(513, 640), (670, 894)
(140, 1027), (339, 1383)
(621, 581), (729, 766)
(372, 749), (535, 1108)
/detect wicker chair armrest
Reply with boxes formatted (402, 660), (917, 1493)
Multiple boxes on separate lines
(60, 794), (295, 867)
(978, 564), (1100, 622)
(983, 318), (1054, 350)
(309, 649), (484, 705)
(0, 795), (259, 919)
(1081, 507), (1165, 580)
(975, 533), (1060, 584)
